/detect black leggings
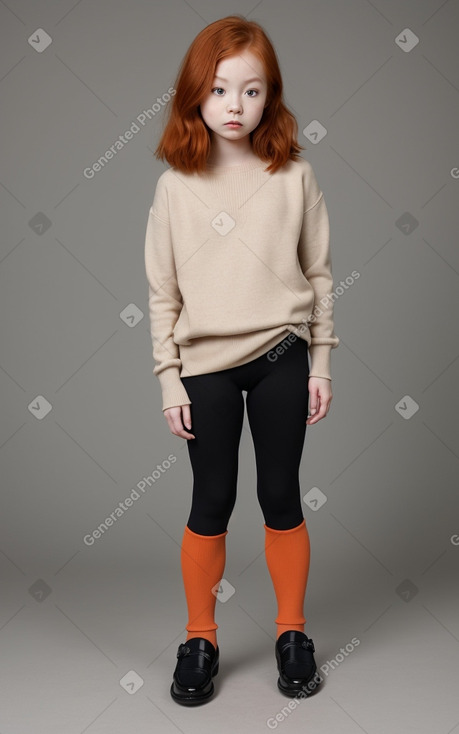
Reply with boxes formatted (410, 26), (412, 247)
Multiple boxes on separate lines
(180, 335), (310, 536)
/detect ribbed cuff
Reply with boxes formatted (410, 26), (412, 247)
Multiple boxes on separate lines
(156, 367), (192, 411)
(308, 344), (332, 380)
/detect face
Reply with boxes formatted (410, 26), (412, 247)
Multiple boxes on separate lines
(199, 50), (268, 143)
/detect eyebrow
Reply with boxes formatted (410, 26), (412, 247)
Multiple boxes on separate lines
(213, 75), (263, 84)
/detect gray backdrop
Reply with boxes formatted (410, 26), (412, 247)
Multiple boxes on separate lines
(1, 1), (458, 733)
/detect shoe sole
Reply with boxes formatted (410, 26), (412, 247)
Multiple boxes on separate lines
(277, 667), (322, 697)
(170, 660), (219, 705)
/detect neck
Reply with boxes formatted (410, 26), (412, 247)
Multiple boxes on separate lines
(206, 133), (257, 167)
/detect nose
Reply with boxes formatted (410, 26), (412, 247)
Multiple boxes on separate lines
(227, 96), (242, 114)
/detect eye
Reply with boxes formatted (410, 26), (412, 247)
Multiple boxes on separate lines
(210, 87), (259, 97)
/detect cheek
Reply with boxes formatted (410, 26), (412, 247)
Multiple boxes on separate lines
(252, 100), (266, 118)
(200, 97), (219, 119)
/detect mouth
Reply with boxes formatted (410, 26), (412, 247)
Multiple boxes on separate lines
(225, 121), (242, 127)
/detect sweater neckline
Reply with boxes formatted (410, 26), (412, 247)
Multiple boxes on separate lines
(205, 158), (268, 173)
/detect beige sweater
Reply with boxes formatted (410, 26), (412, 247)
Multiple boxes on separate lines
(145, 156), (340, 412)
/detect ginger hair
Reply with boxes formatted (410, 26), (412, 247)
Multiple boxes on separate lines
(154, 14), (305, 174)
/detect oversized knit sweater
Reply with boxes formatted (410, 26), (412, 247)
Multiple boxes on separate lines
(144, 155), (340, 412)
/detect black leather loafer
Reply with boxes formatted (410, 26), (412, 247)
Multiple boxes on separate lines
(275, 630), (322, 697)
(170, 637), (219, 705)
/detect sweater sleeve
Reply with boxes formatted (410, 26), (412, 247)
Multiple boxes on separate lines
(297, 168), (340, 380)
(144, 178), (192, 412)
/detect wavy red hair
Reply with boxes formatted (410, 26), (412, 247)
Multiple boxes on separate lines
(154, 15), (305, 175)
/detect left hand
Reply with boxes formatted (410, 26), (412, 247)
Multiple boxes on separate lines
(306, 377), (333, 425)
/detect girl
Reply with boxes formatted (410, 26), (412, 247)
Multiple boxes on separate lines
(144, 15), (339, 705)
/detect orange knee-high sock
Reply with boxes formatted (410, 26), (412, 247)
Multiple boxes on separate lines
(180, 525), (228, 650)
(264, 519), (311, 639)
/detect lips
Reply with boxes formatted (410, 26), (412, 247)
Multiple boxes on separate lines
(225, 121), (242, 126)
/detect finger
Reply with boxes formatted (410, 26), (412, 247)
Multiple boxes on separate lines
(182, 404), (193, 430)
(177, 427), (196, 439)
(172, 413), (195, 439)
(307, 402), (327, 424)
(315, 403), (329, 421)
(164, 410), (195, 439)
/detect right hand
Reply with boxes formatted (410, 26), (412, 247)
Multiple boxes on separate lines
(163, 404), (195, 439)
